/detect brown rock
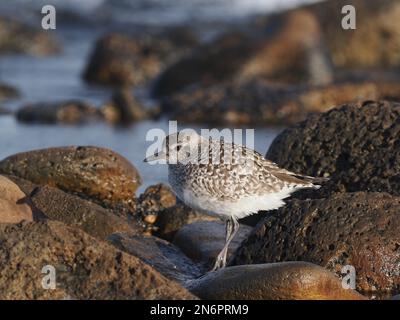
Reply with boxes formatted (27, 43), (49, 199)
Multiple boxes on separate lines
(7, 175), (141, 240)
(16, 101), (101, 124)
(0, 16), (59, 56)
(162, 80), (400, 126)
(154, 202), (217, 241)
(84, 29), (198, 87)
(108, 233), (202, 282)
(153, 10), (332, 97)
(0, 146), (142, 204)
(173, 221), (251, 269)
(0, 175), (34, 223)
(135, 184), (177, 233)
(232, 192), (400, 294)
(101, 88), (148, 125)
(266, 100), (400, 196)
(0, 220), (196, 299)
(188, 262), (366, 300)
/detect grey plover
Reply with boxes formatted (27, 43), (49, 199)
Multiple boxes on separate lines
(144, 131), (326, 271)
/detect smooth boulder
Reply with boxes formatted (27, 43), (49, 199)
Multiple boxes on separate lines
(188, 262), (365, 300)
(0, 146), (142, 205)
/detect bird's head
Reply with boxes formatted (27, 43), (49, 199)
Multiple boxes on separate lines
(144, 130), (207, 164)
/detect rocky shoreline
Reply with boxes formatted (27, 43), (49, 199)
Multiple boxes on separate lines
(1, 99), (399, 299)
(0, 0), (400, 300)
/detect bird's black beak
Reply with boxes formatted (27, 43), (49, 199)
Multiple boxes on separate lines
(143, 151), (166, 163)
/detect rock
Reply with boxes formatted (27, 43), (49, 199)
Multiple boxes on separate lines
(266, 100), (400, 196)
(16, 100), (101, 124)
(108, 233), (202, 282)
(0, 175), (35, 224)
(153, 10), (332, 97)
(7, 175), (141, 240)
(253, 0), (400, 70)
(0, 17), (59, 56)
(392, 294), (400, 300)
(0, 146), (142, 205)
(84, 30), (198, 87)
(0, 82), (19, 101)
(188, 262), (366, 300)
(0, 220), (196, 299)
(101, 88), (148, 125)
(154, 202), (217, 241)
(173, 221), (252, 269)
(162, 80), (400, 126)
(232, 192), (400, 294)
(135, 184), (177, 232)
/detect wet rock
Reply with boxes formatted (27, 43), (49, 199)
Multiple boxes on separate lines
(0, 220), (196, 299)
(266, 100), (400, 196)
(84, 29), (198, 87)
(0, 175), (35, 224)
(153, 10), (332, 97)
(101, 88), (148, 125)
(108, 233), (202, 282)
(188, 262), (365, 300)
(173, 221), (252, 269)
(0, 17), (59, 56)
(0, 82), (19, 101)
(163, 80), (400, 126)
(7, 175), (141, 240)
(232, 192), (400, 294)
(0, 146), (142, 205)
(16, 100), (101, 124)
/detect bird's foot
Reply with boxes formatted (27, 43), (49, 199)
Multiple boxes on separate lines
(210, 252), (227, 272)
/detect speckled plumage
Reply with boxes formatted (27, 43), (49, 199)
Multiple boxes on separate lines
(163, 133), (321, 220)
(145, 131), (325, 271)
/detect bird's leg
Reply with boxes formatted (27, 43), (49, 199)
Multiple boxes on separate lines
(211, 218), (232, 272)
(211, 217), (239, 272)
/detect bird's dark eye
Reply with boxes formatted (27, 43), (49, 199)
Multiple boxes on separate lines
(176, 145), (182, 152)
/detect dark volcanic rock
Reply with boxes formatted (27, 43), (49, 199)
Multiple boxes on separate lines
(162, 80), (400, 126)
(188, 262), (365, 300)
(108, 233), (202, 282)
(84, 29), (198, 87)
(0, 17), (59, 56)
(266, 100), (400, 196)
(173, 221), (251, 269)
(0, 146), (142, 205)
(16, 101), (101, 124)
(0, 175), (35, 224)
(7, 175), (141, 240)
(232, 192), (400, 294)
(101, 88), (148, 125)
(0, 220), (196, 299)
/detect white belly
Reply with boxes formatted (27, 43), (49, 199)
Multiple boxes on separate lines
(182, 188), (293, 220)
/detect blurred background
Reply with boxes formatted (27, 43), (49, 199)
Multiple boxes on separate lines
(1, 0), (400, 192)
